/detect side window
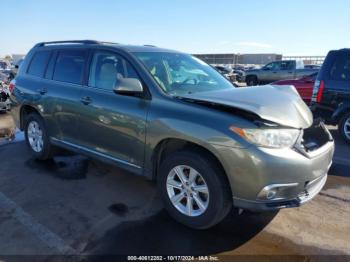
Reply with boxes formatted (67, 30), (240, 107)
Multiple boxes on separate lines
(44, 52), (57, 79)
(27, 51), (51, 77)
(89, 51), (140, 90)
(264, 62), (280, 71)
(330, 53), (350, 81)
(280, 61), (294, 70)
(53, 50), (87, 84)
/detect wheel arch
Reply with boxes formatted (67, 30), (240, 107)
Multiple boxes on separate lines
(245, 74), (258, 85)
(150, 138), (232, 194)
(331, 103), (350, 124)
(19, 105), (42, 130)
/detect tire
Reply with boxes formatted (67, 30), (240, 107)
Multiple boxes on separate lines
(246, 75), (258, 86)
(158, 150), (232, 229)
(24, 113), (55, 160)
(339, 112), (350, 144)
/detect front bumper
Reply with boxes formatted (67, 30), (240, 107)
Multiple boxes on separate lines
(0, 100), (10, 111)
(212, 126), (334, 212)
(233, 172), (328, 211)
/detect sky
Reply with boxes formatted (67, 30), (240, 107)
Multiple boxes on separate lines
(1, 0), (349, 57)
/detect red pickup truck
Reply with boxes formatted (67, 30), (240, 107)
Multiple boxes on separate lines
(272, 73), (317, 105)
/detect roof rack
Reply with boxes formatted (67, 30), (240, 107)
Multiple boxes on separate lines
(35, 40), (100, 47)
(144, 44), (157, 47)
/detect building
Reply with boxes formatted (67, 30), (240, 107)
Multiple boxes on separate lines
(193, 54), (239, 65)
(239, 54), (282, 65)
(282, 56), (325, 65)
(194, 53), (282, 66)
(193, 53), (325, 66)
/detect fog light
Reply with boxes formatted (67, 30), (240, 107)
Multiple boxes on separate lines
(257, 183), (299, 201)
(266, 189), (277, 200)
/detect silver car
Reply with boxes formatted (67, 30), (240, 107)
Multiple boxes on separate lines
(0, 83), (10, 112)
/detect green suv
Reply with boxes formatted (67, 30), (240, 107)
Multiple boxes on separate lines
(11, 40), (334, 229)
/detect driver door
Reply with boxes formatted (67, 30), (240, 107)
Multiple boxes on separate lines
(78, 50), (150, 170)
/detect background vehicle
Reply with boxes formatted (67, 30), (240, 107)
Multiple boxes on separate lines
(311, 48), (350, 144)
(244, 60), (319, 86)
(0, 60), (11, 71)
(272, 72), (317, 105)
(11, 40), (334, 229)
(0, 82), (11, 112)
(213, 65), (236, 82)
(232, 68), (245, 82)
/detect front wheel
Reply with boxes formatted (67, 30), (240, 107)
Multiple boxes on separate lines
(246, 76), (258, 86)
(158, 150), (232, 229)
(25, 113), (55, 160)
(339, 112), (350, 144)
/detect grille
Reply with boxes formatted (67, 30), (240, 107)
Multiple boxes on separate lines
(296, 121), (332, 154)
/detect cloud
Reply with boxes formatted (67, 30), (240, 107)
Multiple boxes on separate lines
(235, 42), (273, 49)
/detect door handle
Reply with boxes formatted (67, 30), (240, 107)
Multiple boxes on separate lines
(80, 96), (92, 105)
(37, 88), (47, 95)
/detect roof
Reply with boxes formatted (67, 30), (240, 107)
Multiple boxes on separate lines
(34, 40), (181, 53)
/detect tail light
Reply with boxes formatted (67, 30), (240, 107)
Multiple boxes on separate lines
(8, 80), (15, 93)
(312, 80), (324, 103)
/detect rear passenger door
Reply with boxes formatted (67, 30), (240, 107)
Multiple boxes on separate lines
(22, 50), (52, 125)
(279, 61), (295, 80)
(78, 50), (149, 170)
(48, 49), (88, 144)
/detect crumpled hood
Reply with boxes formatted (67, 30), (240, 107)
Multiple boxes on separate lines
(179, 85), (313, 129)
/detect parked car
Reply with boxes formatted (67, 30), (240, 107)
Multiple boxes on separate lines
(213, 65), (236, 82)
(11, 40), (334, 229)
(311, 48), (350, 144)
(272, 72), (317, 105)
(0, 60), (11, 71)
(244, 60), (319, 86)
(0, 82), (11, 112)
(232, 68), (245, 82)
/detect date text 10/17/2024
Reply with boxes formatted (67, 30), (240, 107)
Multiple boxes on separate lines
(127, 256), (219, 261)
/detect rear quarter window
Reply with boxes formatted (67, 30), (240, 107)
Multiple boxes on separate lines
(330, 52), (350, 81)
(53, 50), (87, 85)
(27, 51), (51, 77)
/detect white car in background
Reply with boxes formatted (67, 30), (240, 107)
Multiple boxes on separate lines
(0, 82), (11, 112)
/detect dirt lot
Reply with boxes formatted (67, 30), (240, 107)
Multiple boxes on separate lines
(0, 112), (349, 260)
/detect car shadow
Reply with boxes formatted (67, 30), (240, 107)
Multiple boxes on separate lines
(17, 145), (279, 256)
(84, 208), (278, 256)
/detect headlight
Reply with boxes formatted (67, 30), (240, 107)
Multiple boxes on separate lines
(230, 127), (300, 148)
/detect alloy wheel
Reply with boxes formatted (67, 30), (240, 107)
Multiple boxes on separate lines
(27, 121), (44, 152)
(344, 117), (350, 140)
(166, 165), (209, 217)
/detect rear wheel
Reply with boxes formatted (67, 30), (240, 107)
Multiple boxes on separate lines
(158, 150), (232, 229)
(25, 113), (55, 160)
(246, 76), (258, 86)
(339, 112), (350, 144)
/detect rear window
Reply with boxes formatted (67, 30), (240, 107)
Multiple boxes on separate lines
(330, 52), (350, 81)
(27, 51), (51, 77)
(53, 50), (87, 84)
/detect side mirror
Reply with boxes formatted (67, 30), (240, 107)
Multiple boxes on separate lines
(15, 65), (19, 69)
(113, 78), (143, 96)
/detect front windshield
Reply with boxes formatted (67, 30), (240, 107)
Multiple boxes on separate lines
(134, 52), (234, 95)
